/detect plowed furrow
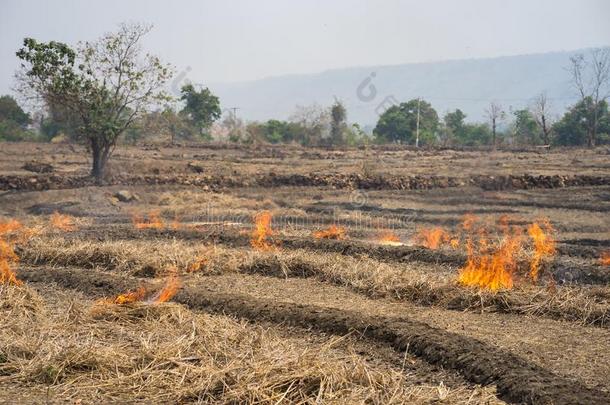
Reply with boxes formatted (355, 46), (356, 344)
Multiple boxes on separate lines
(16, 266), (610, 405)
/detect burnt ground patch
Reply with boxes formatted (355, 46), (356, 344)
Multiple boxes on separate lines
(16, 265), (610, 405)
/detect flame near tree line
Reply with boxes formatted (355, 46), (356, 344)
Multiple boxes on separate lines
(601, 251), (610, 266)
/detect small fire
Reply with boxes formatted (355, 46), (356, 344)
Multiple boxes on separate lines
(313, 225), (347, 240)
(457, 228), (523, 292)
(133, 210), (164, 230)
(50, 212), (77, 232)
(113, 287), (146, 304)
(377, 230), (403, 246)
(456, 215), (557, 291)
(600, 251), (610, 266)
(0, 219), (28, 286)
(152, 267), (181, 303)
(527, 220), (556, 282)
(107, 268), (181, 305)
(251, 211), (275, 251)
(412, 227), (451, 249)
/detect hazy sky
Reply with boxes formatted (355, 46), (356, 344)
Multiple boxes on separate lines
(1, 0), (609, 94)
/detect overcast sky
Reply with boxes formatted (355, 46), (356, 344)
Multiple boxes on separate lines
(1, 0), (609, 94)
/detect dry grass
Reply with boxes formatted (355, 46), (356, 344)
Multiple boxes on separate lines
(20, 237), (610, 326)
(0, 285), (500, 404)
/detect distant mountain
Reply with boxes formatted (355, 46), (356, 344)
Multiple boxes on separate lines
(209, 48), (608, 128)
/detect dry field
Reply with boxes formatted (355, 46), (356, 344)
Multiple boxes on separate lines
(1, 142), (610, 404)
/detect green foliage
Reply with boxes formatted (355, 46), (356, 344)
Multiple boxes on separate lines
(0, 95), (30, 127)
(179, 84), (221, 136)
(373, 99), (439, 145)
(457, 123), (493, 146)
(16, 23), (172, 179)
(554, 97), (610, 146)
(0, 95), (33, 141)
(440, 109), (467, 146)
(512, 109), (541, 145)
(329, 101), (347, 145)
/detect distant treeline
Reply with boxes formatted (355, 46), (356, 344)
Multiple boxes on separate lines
(2, 92), (608, 148)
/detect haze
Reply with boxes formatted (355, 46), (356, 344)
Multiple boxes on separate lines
(1, 0), (609, 95)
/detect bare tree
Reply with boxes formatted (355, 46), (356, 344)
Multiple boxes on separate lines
(567, 48), (610, 147)
(530, 92), (554, 145)
(485, 101), (504, 149)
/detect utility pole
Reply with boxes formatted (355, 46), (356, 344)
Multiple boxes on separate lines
(229, 107), (240, 120)
(415, 97), (421, 148)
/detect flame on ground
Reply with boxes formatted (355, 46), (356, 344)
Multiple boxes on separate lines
(600, 251), (610, 266)
(113, 287), (146, 304)
(456, 215), (557, 291)
(133, 210), (164, 230)
(251, 211), (275, 251)
(457, 227), (523, 292)
(152, 268), (181, 303)
(0, 219), (30, 286)
(50, 211), (77, 232)
(313, 225), (347, 240)
(107, 268), (181, 305)
(412, 227), (451, 249)
(377, 230), (403, 246)
(527, 220), (556, 282)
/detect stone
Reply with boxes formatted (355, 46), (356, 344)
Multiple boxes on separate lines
(114, 190), (139, 203)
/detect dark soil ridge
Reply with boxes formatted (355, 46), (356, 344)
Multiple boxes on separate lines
(19, 236), (609, 327)
(16, 266), (610, 405)
(54, 225), (610, 285)
(2, 172), (609, 192)
(237, 256), (609, 328)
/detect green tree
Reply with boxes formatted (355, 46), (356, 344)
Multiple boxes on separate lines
(0, 95), (30, 127)
(457, 123), (493, 146)
(329, 100), (347, 145)
(512, 109), (540, 145)
(553, 98), (610, 146)
(440, 109), (466, 146)
(373, 99), (438, 145)
(16, 23), (172, 181)
(567, 49), (610, 146)
(179, 84), (221, 138)
(0, 95), (32, 141)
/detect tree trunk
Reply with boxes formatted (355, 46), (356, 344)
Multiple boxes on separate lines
(90, 140), (110, 184)
(492, 119), (497, 150)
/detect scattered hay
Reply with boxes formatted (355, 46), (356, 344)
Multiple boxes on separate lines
(0, 285), (500, 404)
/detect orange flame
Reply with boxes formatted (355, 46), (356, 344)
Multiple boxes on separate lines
(527, 220), (556, 282)
(458, 231), (522, 292)
(601, 251), (610, 266)
(413, 227), (451, 249)
(251, 211), (275, 250)
(107, 268), (181, 305)
(50, 211), (77, 232)
(153, 269), (181, 303)
(133, 210), (164, 230)
(313, 225), (347, 240)
(0, 220), (26, 286)
(377, 230), (402, 246)
(113, 287), (146, 304)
